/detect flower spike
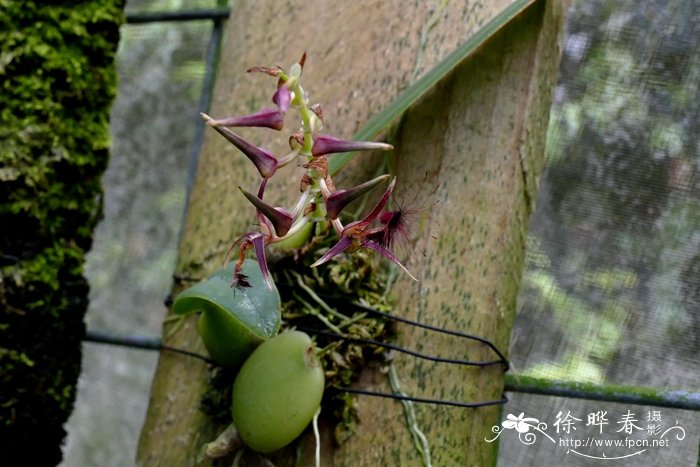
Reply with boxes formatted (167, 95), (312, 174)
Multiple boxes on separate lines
(239, 186), (294, 237)
(325, 174), (390, 219)
(312, 134), (393, 157)
(202, 55), (422, 290)
(201, 113), (278, 178)
(207, 107), (284, 131)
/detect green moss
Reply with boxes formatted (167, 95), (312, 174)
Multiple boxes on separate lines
(505, 374), (700, 410)
(0, 1), (123, 464)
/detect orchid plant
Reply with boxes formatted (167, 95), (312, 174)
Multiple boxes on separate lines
(202, 53), (416, 290)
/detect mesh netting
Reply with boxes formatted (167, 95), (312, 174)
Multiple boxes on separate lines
(499, 1), (699, 465)
(60, 13), (212, 465)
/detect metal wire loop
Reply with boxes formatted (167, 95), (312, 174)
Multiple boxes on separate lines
(298, 326), (506, 368)
(332, 386), (508, 408)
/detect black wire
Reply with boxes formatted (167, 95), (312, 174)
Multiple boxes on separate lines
(299, 326), (505, 368)
(84, 331), (216, 365)
(332, 386), (508, 408)
(166, 280), (511, 368)
(83, 330), (506, 408)
(277, 283), (509, 370)
(82, 330), (700, 411)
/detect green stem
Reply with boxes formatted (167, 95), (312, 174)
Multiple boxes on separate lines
(289, 79), (315, 155)
(294, 272), (351, 322)
(293, 292), (344, 335)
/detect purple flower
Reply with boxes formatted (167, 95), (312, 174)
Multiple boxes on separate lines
(239, 185), (293, 237)
(311, 134), (393, 157)
(325, 174), (390, 220)
(311, 178), (417, 280)
(272, 86), (292, 114)
(207, 107), (284, 131)
(201, 113), (278, 178)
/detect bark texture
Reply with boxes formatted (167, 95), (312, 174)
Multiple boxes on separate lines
(334, 2), (566, 465)
(138, 0), (566, 465)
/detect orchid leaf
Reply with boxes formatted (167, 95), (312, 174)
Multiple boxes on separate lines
(173, 260), (281, 367)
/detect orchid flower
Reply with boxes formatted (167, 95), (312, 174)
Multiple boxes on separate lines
(311, 178), (417, 280)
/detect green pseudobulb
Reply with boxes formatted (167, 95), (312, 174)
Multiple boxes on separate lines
(172, 260), (281, 368)
(232, 331), (325, 453)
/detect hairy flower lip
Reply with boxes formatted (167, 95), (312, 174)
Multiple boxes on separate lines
(201, 113), (278, 178)
(239, 186), (293, 237)
(207, 107), (284, 131)
(342, 177), (396, 235)
(311, 134), (394, 157)
(311, 177), (416, 279)
(325, 174), (391, 220)
(244, 232), (274, 289)
(227, 232), (273, 290)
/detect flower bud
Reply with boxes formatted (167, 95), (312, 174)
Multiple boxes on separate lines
(272, 86), (292, 114)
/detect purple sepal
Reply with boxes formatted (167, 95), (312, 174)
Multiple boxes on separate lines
(239, 186), (293, 237)
(363, 240), (417, 281)
(310, 236), (354, 268)
(239, 232), (274, 290)
(325, 174), (390, 219)
(311, 134), (393, 157)
(343, 178), (396, 234)
(210, 124), (278, 178)
(208, 107), (284, 130)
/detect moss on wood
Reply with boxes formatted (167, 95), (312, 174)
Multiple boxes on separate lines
(0, 2), (123, 464)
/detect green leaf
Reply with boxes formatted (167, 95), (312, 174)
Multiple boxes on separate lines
(173, 260), (281, 367)
(329, 0), (536, 175)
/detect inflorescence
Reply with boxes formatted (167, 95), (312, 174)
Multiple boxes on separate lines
(202, 53), (416, 289)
